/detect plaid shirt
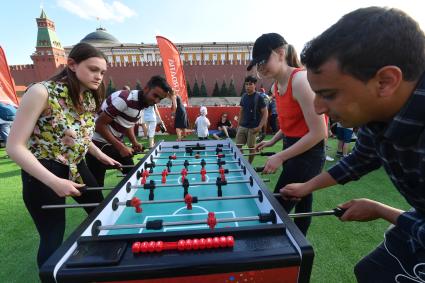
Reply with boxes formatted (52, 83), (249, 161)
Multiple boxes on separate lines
(328, 71), (425, 250)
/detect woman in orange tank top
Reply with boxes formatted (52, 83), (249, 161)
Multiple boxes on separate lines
(248, 33), (327, 235)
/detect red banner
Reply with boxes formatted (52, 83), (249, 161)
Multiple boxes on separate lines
(0, 46), (19, 107)
(156, 36), (189, 106)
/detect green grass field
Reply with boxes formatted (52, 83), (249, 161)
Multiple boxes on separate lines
(0, 135), (410, 282)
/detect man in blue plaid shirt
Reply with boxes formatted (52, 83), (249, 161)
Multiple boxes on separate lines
(281, 7), (425, 283)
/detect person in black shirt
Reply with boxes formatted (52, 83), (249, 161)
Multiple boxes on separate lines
(235, 76), (268, 163)
(213, 113), (233, 139)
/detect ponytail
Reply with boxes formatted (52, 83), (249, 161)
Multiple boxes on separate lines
(285, 44), (302, 68)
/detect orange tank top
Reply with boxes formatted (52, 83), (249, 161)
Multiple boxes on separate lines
(274, 68), (309, 138)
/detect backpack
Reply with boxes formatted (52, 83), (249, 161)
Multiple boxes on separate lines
(0, 102), (17, 121)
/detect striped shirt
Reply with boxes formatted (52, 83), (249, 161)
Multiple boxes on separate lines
(93, 90), (146, 143)
(328, 71), (425, 250)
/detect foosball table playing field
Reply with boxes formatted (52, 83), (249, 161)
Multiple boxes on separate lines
(40, 139), (319, 283)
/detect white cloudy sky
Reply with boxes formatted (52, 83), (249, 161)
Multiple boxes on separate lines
(1, 0), (424, 64)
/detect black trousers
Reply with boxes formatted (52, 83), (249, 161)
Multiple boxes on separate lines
(274, 137), (325, 235)
(85, 140), (134, 187)
(355, 224), (425, 282)
(22, 159), (103, 269)
(269, 114), (278, 133)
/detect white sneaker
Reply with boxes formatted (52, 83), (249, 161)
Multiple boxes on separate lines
(326, 155), (335, 161)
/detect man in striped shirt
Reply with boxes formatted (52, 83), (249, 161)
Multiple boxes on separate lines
(86, 75), (172, 186)
(281, 7), (425, 282)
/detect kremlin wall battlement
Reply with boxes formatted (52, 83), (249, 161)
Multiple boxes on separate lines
(11, 60), (272, 95)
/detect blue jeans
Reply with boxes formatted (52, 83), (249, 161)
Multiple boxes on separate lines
(274, 137), (325, 235)
(0, 122), (11, 143)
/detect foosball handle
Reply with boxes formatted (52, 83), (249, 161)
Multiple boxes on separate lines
(254, 166), (265, 172)
(333, 207), (347, 217)
(260, 152), (275, 156)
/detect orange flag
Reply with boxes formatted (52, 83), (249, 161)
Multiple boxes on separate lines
(0, 46), (19, 107)
(156, 36), (189, 106)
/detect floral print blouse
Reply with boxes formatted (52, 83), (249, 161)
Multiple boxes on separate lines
(28, 81), (96, 183)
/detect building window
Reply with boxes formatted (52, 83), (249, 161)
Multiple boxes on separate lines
(140, 54), (145, 62)
(204, 54), (209, 61)
(180, 54), (185, 62)
(196, 54), (201, 61)
(124, 56), (129, 63)
(212, 54), (217, 61)
(132, 55), (137, 62)
(228, 54), (233, 60)
(115, 56), (121, 63)
(237, 53), (241, 60)
(188, 54), (193, 61)
(147, 54), (153, 62)
(220, 53), (226, 60)
(108, 56), (113, 63)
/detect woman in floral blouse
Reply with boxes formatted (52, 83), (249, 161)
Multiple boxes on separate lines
(6, 43), (120, 269)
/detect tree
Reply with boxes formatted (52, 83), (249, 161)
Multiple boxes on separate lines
(228, 79), (237, 96)
(186, 81), (192, 97)
(135, 80), (142, 90)
(192, 79), (200, 97)
(240, 82), (246, 96)
(200, 79), (208, 97)
(106, 78), (116, 96)
(212, 80), (220, 97)
(220, 80), (228, 97)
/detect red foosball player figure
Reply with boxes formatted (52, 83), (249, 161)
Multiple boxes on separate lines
(184, 194), (193, 210)
(207, 212), (217, 230)
(181, 168), (188, 182)
(200, 167), (207, 182)
(161, 169), (168, 183)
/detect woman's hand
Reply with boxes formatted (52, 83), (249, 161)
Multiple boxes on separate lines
(97, 150), (122, 167)
(262, 153), (285, 174)
(280, 182), (314, 201)
(48, 177), (85, 197)
(255, 140), (274, 151)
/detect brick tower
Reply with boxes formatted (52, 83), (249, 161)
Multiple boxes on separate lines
(30, 9), (67, 81)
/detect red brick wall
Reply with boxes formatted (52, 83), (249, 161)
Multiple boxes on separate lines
(11, 61), (273, 95)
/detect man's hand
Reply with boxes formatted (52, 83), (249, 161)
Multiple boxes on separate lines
(252, 126), (261, 134)
(262, 153), (285, 174)
(118, 144), (134, 157)
(338, 199), (384, 222)
(132, 142), (144, 153)
(255, 140), (273, 151)
(280, 182), (314, 201)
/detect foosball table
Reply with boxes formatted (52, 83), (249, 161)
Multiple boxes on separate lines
(40, 139), (314, 283)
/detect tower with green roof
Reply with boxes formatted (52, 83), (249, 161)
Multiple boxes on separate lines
(31, 9), (67, 80)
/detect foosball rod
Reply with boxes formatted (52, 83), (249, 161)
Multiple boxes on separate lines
(139, 177), (269, 189)
(159, 143), (229, 149)
(152, 152), (274, 160)
(41, 190), (269, 210)
(141, 168), (246, 177)
(149, 160), (240, 168)
(117, 166), (267, 178)
(95, 213), (276, 232)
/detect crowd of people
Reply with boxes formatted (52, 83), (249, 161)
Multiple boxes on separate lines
(4, 6), (425, 283)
